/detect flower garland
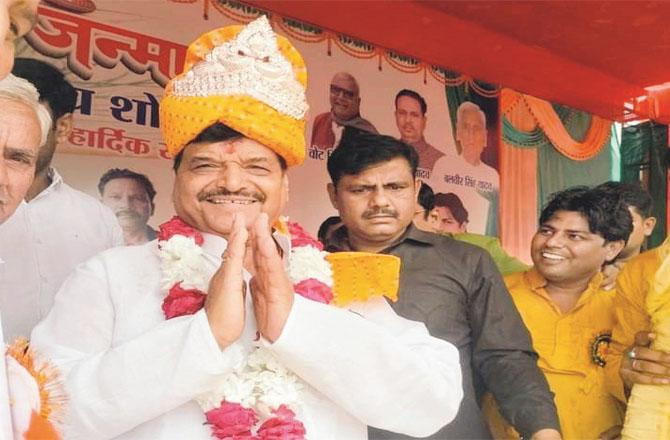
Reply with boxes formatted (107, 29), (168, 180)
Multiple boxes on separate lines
(157, 216), (333, 439)
(6, 338), (65, 440)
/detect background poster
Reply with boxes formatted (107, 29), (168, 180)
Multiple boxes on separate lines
(19, 0), (499, 236)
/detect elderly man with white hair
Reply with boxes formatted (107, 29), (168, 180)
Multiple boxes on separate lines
(0, 75), (60, 440)
(1, 4), (65, 440)
(0, 74), (51, 224)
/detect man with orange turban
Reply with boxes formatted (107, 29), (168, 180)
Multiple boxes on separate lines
(30, 16), (462, 439)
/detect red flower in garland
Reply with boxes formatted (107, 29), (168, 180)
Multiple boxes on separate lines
(257, 405), (306, 440)
(287, 222), (323, 251)
(293, 278), (332, 304)
(162, 282), (207, 319)
(158, 216), (204, 246)
(206, 402), (258, 440)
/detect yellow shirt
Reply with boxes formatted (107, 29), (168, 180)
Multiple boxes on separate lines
(604, 237), (670, 403)
(485, 268), (622, 439)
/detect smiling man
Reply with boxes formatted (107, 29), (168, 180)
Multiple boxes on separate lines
(310, 71), (377, 152)
(325, 130), (561, 440)
(30, 17), (462, 439)
(484, 186), (633, 439)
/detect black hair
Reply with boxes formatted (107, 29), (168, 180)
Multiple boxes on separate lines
(395, 89), (427, 114)
(418, 182), (435, 220)
(98, 168), (157, 204)
(327, 128), (418, 186)
(12, 58), (77, 121)
(595, 181), (653, 218)
(173, 122), (287, 171)
(539, 186), (632, 243)
(317, 216), (342, 244)
(434, 192), (468, 225)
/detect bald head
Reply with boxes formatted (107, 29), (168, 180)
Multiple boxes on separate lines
(329, 71), (361, 121)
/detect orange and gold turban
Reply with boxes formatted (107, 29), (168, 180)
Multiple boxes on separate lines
(160, 16), (308, 166)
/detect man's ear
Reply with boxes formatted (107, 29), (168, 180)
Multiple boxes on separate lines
(604, 240), (626, 263)
(414, 179), (422, 202)
(642, 216), (657, 237)
(327, 183), (338, 210)
(55, 113), (74, 143)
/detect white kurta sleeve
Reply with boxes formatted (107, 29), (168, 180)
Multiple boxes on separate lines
(266, 294), (463, 437)
(30, 254), (245, 440)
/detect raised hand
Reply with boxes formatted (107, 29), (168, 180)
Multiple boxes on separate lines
(248, 213), (294, 342)
(205, 212), (249, 349)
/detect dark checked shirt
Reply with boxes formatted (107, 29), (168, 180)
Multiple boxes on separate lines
(326, 225), (559, 439)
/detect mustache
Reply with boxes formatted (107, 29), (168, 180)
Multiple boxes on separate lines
(362, 207), (398, 219)
(115, 209), (141, 219)
(197, 188), (266, 203)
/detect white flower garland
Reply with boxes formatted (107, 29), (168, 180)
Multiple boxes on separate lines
(159, 221), (333, 422)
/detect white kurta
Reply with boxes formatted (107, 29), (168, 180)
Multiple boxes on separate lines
(31, 232), (462, 440)
(0, 168), (123, 341)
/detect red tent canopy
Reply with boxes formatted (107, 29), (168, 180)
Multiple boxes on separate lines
(247, 0), (670, 123)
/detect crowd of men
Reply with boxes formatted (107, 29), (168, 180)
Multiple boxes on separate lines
(1, 4), (670, 440)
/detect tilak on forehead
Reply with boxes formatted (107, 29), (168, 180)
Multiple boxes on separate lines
(159, 16), (309, 166)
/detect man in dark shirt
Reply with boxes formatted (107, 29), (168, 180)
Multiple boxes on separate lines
(324, 130), (561, 440)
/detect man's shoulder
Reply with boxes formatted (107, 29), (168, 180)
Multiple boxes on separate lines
(453, 232), (498, 248)
(417, 231), (491, 263)
(88, 240), (159, 270)
(622, 246), (664, 278)
(312, 112), (331, 125)
(59, 181), (119, 221)
(59, 181), (103, 206)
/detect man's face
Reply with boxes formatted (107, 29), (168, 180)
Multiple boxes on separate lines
(395, 95), (426, 143)
(434, 205), (466, 233)
(621, 207), (655, 258)
(0, 0), (39, 80)
(173, 136), (288, 237)
(531, 210), (623, 286)
(329, 73), (360, 121)
(0, 97), (40, 222)
(413, 205), (440, 233)
(456, 108), (487, 165)
(101, 177), (153, 230)
(328, 157), (419, 249)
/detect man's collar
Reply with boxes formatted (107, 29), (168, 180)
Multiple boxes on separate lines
(34, 168), (63, 200)
(326, 223), (436, 252)
(526, 266), (605, 295)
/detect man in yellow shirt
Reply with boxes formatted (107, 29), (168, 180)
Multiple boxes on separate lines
(604, 236), (670, 405)
(486, 186), (632, 439)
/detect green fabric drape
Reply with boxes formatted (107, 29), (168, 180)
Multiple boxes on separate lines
(445, 76), (500, 236)
(502, 103), (613, 215)
(620, 122), (668, 249)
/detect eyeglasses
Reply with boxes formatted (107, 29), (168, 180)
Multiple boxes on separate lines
(330, 84), (356, 99)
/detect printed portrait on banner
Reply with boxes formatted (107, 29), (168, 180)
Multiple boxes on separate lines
(428, 96), (500, 236)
